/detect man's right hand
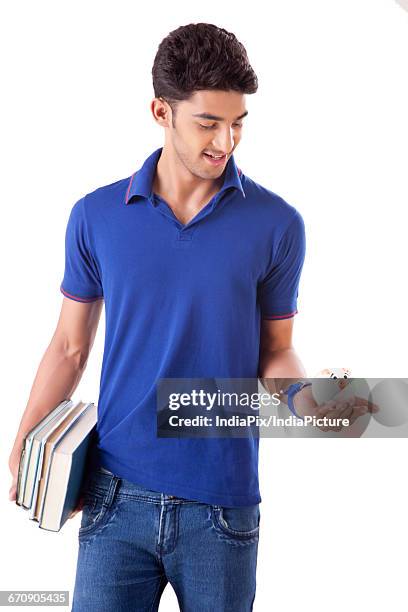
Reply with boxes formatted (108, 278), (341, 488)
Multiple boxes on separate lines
(69, 495), (85, 519)
(9, 446), (84, 519)
(8, 450), (20, 503)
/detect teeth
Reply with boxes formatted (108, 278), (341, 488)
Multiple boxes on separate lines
(205, 153), (224, 159)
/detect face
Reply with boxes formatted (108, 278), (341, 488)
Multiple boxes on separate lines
(153, 89), (248, 180)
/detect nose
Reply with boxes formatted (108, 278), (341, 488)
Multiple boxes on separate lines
(212, 126), (235, 155)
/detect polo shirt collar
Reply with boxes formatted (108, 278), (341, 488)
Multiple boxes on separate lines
(125, 147), (245, 205)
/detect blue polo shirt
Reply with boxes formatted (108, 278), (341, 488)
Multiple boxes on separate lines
(60, 147), (306, 506)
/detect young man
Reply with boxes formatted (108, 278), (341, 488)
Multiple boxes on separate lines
(9, 22), (334, 611)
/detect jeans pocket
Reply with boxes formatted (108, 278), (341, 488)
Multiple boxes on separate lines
(211, 504), (260, 542)
(78, 475), (121, 539)
(79, 492), (106, 536)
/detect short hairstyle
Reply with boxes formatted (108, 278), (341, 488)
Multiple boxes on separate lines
(152, 23), (258, 124)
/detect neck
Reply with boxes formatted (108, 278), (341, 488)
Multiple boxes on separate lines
(153, 145), (224, 205)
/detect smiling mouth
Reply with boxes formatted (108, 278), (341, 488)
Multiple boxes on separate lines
(203, 152), (226, 159)
(202, 152), (227, 164)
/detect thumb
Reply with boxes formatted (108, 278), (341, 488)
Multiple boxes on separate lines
(9, 482), (17, 502)
(69, 495), (85, 519)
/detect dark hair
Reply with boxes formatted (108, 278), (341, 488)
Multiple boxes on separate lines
(152, 23), (258, 124)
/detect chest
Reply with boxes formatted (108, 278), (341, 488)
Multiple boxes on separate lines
(96, 206), (267, 300)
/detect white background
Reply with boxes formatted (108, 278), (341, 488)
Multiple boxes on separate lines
(1, 1), (407, 610)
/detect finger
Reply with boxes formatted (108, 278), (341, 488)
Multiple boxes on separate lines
(354, 404), (369, 415)
(340, 402), (353, 413)
(317, 400), (336, 416)
(9, 484), (16, 502)
(338, 404), (354, 420)
(318, 401), (353, 431)
(334, 401), (352, 418)
(368, 402), (380, 413)
(353, 396), (374, 407)
(69, 496), (85, 519)
(69, 505), (82, 519)
(348, 405), (369, 425)
(340, 406), (356, 426)
(322, 401), (351, 420)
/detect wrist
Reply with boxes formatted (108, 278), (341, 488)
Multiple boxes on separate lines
(292, 384), (317, 415)
(281, 381), (313, 418)
(9, 440), (24, 463)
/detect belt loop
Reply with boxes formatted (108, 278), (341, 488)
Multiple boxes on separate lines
(103, 475), (120, 509)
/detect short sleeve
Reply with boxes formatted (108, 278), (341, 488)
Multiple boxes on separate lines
(258, 210), (306, 320)
(60, 197), (104, 303)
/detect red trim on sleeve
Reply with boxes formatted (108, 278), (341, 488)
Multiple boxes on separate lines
(262, 310), (298, 320)
(60, 286), (103, 303)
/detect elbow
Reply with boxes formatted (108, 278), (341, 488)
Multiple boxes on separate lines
(55, 341), (90, 371)
(66, 346), (90, 370)
(50, 327), (93, 371)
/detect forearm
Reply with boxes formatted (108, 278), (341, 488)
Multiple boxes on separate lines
(258, 347), (308, 395)
(9, 340), (88, 461)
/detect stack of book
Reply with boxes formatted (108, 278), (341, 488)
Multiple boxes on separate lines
(15, 399), (97, 532)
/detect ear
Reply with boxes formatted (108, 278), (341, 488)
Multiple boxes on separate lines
(150, 97), (172, 128)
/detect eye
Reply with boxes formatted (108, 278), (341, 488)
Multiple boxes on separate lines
(199, 123), (243, 130)
(343, 375), (348, 378)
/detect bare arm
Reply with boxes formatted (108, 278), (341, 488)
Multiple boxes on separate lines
(8, 297), (103, 500)
(258, 317), (307, 396)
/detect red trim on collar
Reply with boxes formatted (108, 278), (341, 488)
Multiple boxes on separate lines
(125, 166), (242, 204)
(125, 172), (136, 205)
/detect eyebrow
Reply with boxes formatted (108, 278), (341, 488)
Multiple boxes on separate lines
(192, 110), (249, 121)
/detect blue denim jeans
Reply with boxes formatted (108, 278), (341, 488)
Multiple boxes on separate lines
(71, 466), (260, 611)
